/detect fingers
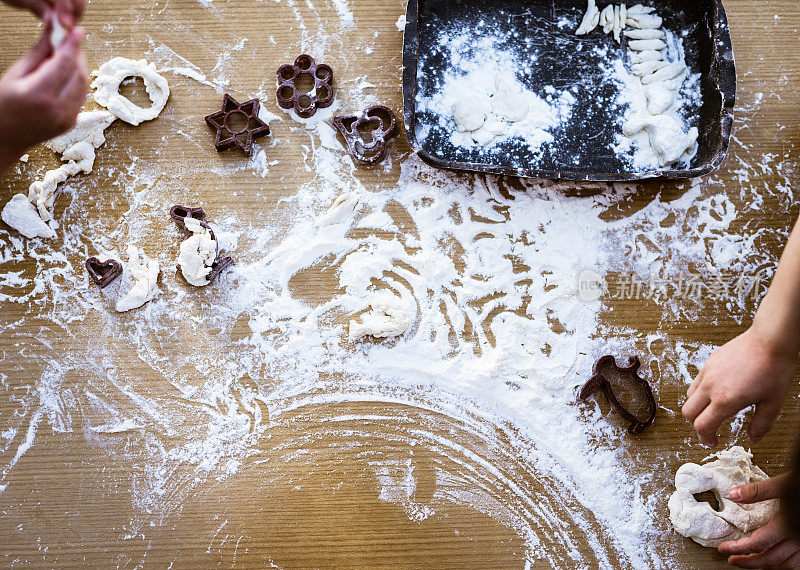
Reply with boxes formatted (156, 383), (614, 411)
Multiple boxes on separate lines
(682, 389), (710, 424)
(6, 31), (52, 79)
(728, 540), (800, 569)
(748, 399), (783, 444)
(686, 370), (704, 398)
(28, 27), (84, 92)
(782, 551), (800, 569)
(55, 0), (84, 25)
(720, 519), (789, 556)
(729, 474), (791, 504)
(693, 403), (737, 447)
(56, 59), (88, 110)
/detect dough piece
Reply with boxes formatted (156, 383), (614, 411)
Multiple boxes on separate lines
(623, 114), (698, 166)
(317, 193), (358, 227)
(452, 96), (492, 133)
(116, 246), (160, 312)
(177, 217), (217, 287)
(644, 84), (676, 115)
(628, 38), (667, 52)
(1, 194), (56, 239)
(627, 4), (655, 15)
(631, 49), (665, 63)
(624, 28), (665, 40)
(50, 15), (67, 48)
(600, 4), (615, 34)
(612, 5), (622, 42)
(575, 0), (600, 35)
(491, 76), (529, 123)
(27, 110), (116, 223)
(631, 59), (669, 77)
(91, 58), (170, 126)
(668, 447), (779, 548)
(349, 292), (414, 340)
(641, 61), (687, 85)
(627, 13), (662, 29)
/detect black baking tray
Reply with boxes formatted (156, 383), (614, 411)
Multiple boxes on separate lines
(402, 0), (736, 181)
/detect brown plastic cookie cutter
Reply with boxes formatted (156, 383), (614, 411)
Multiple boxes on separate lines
(205, 94), (271, 156)
(170, 205), (233, 283)
(86, 257), (122, 288)
(331, 105), (399, 166)
(579, 355), (657, 435)
(276, 54), (334, 118)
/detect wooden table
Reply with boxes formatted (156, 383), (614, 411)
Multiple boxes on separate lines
(0, 0), (798, 567)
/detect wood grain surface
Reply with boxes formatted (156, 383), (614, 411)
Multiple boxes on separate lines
(0, 0), (798, 568)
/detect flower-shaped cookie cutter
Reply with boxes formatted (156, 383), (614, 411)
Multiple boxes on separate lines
(86, 257), (122, 288)
(331, 105), (399, 166)
(204, 94), (271, 156)
(579, 355), (657, 435)
(170, 205), (233, 283)
(276, 55), (334, 119)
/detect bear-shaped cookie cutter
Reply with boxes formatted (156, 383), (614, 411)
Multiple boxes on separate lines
(170, 205), (233, 283)
(204, 94), (271, 156)
(579, 355), (657, 435)
(276, 55), (334, 119)
(86, 257), (123, 288)
(331, 105), (399, 166)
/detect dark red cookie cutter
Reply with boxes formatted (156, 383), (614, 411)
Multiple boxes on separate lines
(331, 105), (399, 166)
(86, 257), (122, 288)
(170, 205), (233, 283)
(579, 355), (657, 435)
(204, 94), (271, 156)
(276, 55), (334, 118)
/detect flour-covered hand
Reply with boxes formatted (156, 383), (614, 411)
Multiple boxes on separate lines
(682, 327), (795, 447)
(720, 475), (800, 569)
(0, 28), (87, 170)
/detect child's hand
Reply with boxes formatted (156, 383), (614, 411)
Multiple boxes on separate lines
(0, 28), (87, 169)
(3, 0), (85, 26)
(719, 474), (800, 569)
(682, 326), (796, 447)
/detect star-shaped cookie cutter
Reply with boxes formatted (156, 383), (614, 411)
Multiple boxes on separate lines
(204, 94), (271, 156)
(331, 105), (399, 166)
(579, 355), (657, 435)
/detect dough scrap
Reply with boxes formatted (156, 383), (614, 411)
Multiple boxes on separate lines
(27, 110), (116, 224)
(452, 96), (492, 133)
(644, 84), (676, 115)
(50, 15), (67, 48)
(317, 193), (358, 227)
(349, 292), (415, 341)
(177, 217), (217, 287)
(116, 246), (160, 312)
(623, 114), (698, 166)
(575, 0), (600, 35)
(91, 58), (170, 126)
(624, 28), (665, 40)
(1, 194), (56, 239)
(668, 447), (778, 548)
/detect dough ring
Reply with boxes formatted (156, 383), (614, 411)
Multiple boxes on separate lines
(91, 57), (170, 126)
(668, 447), (779, 548)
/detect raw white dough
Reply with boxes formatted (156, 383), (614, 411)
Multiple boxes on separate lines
(644, 84), (676, 115)
(452, 96), (492, 132)
(1, 194), (56, 239)
(631, 59), (669, 77)
(631, 49), (665, 63)
(627, 13), (662, 29)
(349, 292), (415, 341)
(27, 110), (116, 223)
(575, 0), (600, 35)
(317, 193), (358, 227)
(116, 246), (160, 312)
(50, 15), (67, 48)
(629, 38), (667, 52)
(627, 4), (655, 15)
(623, 114), (698, 166)
(668, 447), (779, 548)
(491, 76), (529, 123)
(177, 217), (217, 287)
(600, 4), (615, 34)
(641, 61), (687, 85)
(91, 58), (170, 126)
(624, 28), (665, 40)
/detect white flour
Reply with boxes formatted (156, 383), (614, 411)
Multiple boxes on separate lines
(0, 1), (795, 568)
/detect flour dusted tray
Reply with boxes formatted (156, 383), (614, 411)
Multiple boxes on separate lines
(401, 0), (736, 181)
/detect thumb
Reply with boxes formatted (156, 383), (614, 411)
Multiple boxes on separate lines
(729, 474), (790, 504)
(748, 399), (783, 444)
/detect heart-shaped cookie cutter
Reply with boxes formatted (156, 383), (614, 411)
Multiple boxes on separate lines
(276, 54), (334, 119)
(331, 105), (399, 166)
(579, 355), (657, 435)
(170, 205), (233, 283)
(86, 257), (123, 288)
